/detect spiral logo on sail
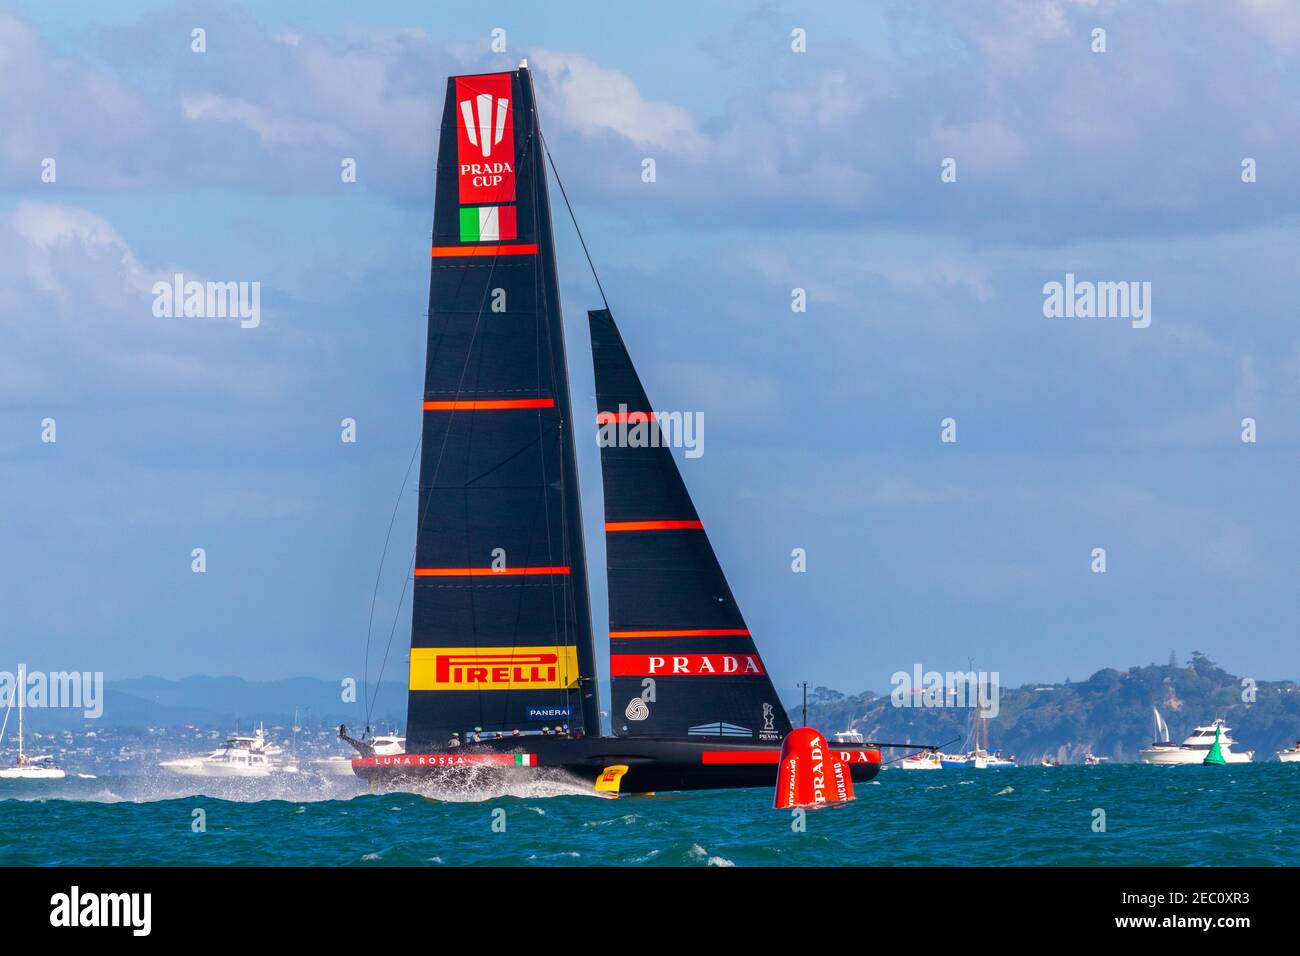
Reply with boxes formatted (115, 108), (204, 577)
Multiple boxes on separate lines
(624, 697), (650, 721)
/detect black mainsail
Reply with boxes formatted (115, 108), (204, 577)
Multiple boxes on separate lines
(589, 308), (793, 744)
(406, 66), (599, 749)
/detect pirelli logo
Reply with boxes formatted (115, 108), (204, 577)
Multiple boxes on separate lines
(409, 646), (580, 691)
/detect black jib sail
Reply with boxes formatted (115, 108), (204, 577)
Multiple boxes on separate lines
(406, 66), (598, 749)
(589, 308), (794, 743)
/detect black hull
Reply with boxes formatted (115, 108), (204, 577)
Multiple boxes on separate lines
(351, 737), (881, 794)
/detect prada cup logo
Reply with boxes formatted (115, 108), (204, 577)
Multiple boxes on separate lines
(762, 703), (775, 732)
(455, 74), (516, 204)
(460, 93), (509, 159)
(624, 697), (650, 721)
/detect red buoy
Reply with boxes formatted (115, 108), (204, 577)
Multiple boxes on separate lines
(774, 727), (855, 809)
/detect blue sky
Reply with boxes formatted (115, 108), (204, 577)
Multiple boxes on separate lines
(1, 0), (1297, 695)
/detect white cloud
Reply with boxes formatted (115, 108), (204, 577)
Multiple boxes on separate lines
(530, 49), (707, 155)
(0, 201), (291, 401)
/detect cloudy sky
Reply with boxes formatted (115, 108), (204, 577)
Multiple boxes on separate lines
(1, 0), (1296, 696)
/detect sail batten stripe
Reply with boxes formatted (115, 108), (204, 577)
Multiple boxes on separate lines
(423, 399), (554, 410)
(415, 566), (571, 577)
(605, 520), (703, 532)
(596, 410), (655, 424)
(430, 243), (538, 258)
(610, 628), (750, 638)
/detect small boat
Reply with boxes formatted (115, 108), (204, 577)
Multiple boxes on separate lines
(1039, 755), (1059, 767)
(1276, 740), (1300, 763)
(970, 751), (1017, 769)
(159, 724), (288, 777)
(938, 752), (969, 768)
(1083, 753), (1108, 766)
(1139, 718), (1253, 765)
(0, 664), (66, 780)
(966, 714), (1016, 768)
(1138, 707), (1182, 761)
(898, 750), (942, 770)
(313, 733), (405, 776)
(831, 728), (865, 745)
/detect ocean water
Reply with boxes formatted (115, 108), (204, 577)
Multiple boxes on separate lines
(0, 764), (1294, 866)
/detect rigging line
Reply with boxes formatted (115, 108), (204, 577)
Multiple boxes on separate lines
(540, 128), (610, 313)
(361, 434), (422, 726)
(533, 181), (568, 730)
(366, 126), (541, 729)
(539, 127), (600, 729)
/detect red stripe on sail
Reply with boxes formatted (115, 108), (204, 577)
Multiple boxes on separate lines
(414, 566), (570, 577)
(430, 243), (538, 258)
(609, 629), (751, 639)
(596, 410), (655, 424)
(604, 520), (704, 532)
(701, 751), (780, 765)
(423, 399), (554, 411)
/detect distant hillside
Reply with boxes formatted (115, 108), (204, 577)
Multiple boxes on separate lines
(18, 676), (407, 732)
(798, 654), (1300, 763)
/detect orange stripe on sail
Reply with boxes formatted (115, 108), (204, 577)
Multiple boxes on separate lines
(423, 399), (555, 411)
(609, 629), (751, 639)
(431, 243), (538, 258)
(414, 566), (571, 577)
(604, 520), (704, 532)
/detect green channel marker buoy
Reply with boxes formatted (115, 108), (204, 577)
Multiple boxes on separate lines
(1203, 724), (1227, 765)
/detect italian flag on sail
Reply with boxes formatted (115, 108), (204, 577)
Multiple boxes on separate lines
(460, 205), (517, 242)
(514, 753), (536, 767)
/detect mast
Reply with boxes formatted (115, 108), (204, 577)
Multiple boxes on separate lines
(17, 662), (24, 762)
(404, 66), (599, 748)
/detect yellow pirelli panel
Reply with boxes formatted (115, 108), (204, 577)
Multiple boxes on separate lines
(409, 646), (580, 692)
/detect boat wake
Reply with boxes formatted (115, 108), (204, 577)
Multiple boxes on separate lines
(397, 767), (608, 803)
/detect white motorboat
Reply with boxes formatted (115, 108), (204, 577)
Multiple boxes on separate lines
(0, 664), (67, 780)
(831, 728), (865, 745)
(898, 750), (942, 770)
(311, 733), (405, 776)
(1277, 740), (1300, 763)
(160, 724), (288, 777)
(1139, 718), (1253, 764)
(1083, 753), (1108, 766)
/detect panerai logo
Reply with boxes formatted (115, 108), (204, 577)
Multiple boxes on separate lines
(1042, 273), (1150, 329)
(50, 886), (151, 936)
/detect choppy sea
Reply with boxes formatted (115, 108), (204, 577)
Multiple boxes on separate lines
(1, 764), (1294, 866)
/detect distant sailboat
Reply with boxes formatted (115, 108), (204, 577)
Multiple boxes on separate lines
(0, 664), (66, 780)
